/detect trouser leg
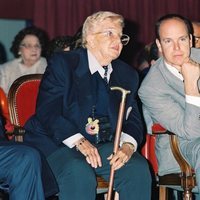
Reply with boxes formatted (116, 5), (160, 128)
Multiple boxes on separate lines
(0, 145), (45, 200)
(95, 142), (152, 200)
(47, 146), (97, 200)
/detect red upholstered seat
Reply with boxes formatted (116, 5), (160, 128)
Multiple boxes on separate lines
(8, 74), (42, 127)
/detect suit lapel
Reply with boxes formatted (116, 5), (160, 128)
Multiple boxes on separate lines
(108, 63), (123, 131)
(158, 58), (185, 96)
(73, 49), (99, 124)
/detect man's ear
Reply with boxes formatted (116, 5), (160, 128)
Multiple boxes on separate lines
(156, 39), (162, 54)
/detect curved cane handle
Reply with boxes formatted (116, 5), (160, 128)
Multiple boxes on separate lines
(110, 86), (130, 102)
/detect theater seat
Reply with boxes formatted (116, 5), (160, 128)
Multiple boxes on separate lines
(141, 124), (196, 200)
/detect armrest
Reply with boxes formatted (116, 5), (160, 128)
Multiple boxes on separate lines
(6, 126), (25, 142)
(169, 135), (193, 175)
(152, 124), (193, 175)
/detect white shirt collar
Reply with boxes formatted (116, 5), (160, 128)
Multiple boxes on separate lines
(164, 61), (184, 81)
(87, 50), (113, 80)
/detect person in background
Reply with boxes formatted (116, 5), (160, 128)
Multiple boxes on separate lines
(0, 42), (7, 64)
(192, 21), (200, 48)
(24, 11), (152, 200)
(139, 14), (200, 196)
(46, 35), (73, 59)
(136, 42), (160, 82)
(70, 26), (83, 50)
(0, 26), (49, 95)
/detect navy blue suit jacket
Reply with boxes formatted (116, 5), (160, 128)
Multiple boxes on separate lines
(24, 48), (143, 157)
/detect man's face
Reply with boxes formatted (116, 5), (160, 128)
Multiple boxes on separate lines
(156, 18), (192, 67)
(86, 18), (123, 63)
(192, 23), (200, 48)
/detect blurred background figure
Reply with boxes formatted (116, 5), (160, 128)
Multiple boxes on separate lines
(0, 26), (49, 95)
(46, 35), (73, 59)
(136, 41), (160, 82)
(192, 21), (200, 48)
(0, 42), (7, 64)
(70, 26), (83, 50)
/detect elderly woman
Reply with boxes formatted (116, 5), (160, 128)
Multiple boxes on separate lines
(0, 26), (48, 95)
(24, 11), (152, 200)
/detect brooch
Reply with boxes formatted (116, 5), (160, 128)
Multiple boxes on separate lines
(85, 117), (99, 135)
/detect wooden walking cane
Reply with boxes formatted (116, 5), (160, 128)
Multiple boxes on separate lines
(106, 86), (131, 200)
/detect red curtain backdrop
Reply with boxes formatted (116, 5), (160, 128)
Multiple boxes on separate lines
(0, 0), (199, 45)
(31, 0), (200, 45)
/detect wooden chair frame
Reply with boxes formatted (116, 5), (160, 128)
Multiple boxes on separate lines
(152, 125), (196, 200)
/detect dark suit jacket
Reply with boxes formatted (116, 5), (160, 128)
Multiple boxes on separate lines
(24, 48), (144, 157)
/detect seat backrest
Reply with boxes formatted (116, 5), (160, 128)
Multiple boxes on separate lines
(8, 74), (42, 127)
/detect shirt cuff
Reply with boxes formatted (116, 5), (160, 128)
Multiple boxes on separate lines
(186, 95), (200, 107)
(120, 132), (138, 152)
(62, 133), (84, 148)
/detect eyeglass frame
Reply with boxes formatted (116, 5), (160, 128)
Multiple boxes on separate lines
(20, 43), (42, 50)
(93, 30), (130, 46)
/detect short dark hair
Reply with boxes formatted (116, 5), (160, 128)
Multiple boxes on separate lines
(155, 14), (193, 40)
(10, 26), (49, 58)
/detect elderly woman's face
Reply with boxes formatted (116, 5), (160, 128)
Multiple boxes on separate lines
(87, 18), (123, 63)
(19, 34), (42, 66)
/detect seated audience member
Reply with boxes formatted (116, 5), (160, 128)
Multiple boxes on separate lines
(0, 26), (49, 95)
(24, 11), (152, 200)
(0, 42), (7, 64)
(70, 26), (83, 50)
(192, 21), (200, 48)
(136, 44), (150, 76)
(46, 35), (73, 59)
(0, 114), (45, 200)
(136, 42), (160, 81)
(0, 113), (58, 200)
(139, 14), (200, 196)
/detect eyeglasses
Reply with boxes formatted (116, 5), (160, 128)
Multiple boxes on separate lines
(20, 43), (41, 50)
(94, 30), (130, 46)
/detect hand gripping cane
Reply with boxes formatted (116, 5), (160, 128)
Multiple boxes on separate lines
(106, 86), (131, 200)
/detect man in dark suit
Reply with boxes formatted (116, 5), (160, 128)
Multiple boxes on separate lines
(0, 114), (46, 200)
(24, 11), (151, 200)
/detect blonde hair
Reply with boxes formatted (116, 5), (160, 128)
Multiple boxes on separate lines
(82, 11), (124, 48)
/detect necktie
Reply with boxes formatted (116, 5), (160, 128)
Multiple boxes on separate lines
(103, 66), (108, 83)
